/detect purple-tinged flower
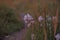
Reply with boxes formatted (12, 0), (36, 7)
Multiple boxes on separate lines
(52, 16), (56, 20)
(55, 33), (60, 40)
(38, 16), (44, 22)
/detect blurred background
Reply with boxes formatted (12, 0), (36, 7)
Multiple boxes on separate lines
(0, 0), (60, 40)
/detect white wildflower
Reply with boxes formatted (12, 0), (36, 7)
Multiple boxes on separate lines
(55, 33), (60, 40)
(38, 16), (44, 22)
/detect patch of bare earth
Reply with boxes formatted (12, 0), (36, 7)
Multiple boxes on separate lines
(4, 27), (27, 40)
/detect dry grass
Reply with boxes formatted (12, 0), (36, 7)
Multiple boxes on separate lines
(0, 0), (58, 40)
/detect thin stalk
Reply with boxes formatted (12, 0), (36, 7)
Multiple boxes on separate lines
(43, 9), (47, 40)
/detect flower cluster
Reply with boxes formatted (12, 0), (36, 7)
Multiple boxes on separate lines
(23, 13), (34, 23)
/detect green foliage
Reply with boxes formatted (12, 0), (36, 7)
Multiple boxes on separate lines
(0, 6), (23, 35)
(46, 16), (54, 40)
(56, 16), (60, 33)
